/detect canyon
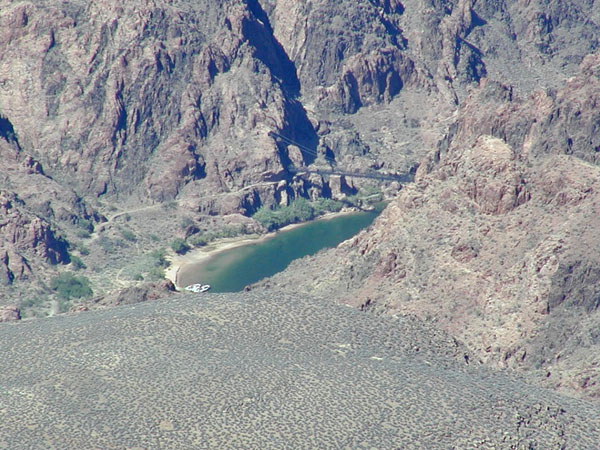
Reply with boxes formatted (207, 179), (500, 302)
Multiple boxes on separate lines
(1, 0), (600, 444)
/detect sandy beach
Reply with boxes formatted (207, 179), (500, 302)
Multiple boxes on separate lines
(164, 209), (359, 289)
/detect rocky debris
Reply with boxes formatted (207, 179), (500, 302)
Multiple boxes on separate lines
(0, 0), (599, 405)
(0, 305), (20, 322)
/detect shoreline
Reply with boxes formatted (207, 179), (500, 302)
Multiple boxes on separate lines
(164, 208), (360, 289)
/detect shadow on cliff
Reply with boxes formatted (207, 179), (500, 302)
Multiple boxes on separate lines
(245, 0), (300, 97)
(244, 0), (319, 169)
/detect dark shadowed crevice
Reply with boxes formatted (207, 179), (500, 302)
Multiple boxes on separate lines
(0, 115), (20, 149)
(243, 1), (301, 97)
(280, 99), (320, 168)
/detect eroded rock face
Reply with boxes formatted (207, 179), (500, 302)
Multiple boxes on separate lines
(0, 190), (70, 283)
(0, 136), (98, 284)
(0, 0), (596, 218)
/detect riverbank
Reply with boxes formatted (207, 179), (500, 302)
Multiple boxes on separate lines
(164, 209), (360, 290)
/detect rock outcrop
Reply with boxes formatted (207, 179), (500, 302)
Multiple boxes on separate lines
(0, 305), (20, 322)
(0, 189), (69, 283)
(78, 279), (176, 312)
(0, 0), (321, 209)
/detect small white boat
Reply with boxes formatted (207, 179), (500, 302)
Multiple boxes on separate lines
(184, 283), (211, 293)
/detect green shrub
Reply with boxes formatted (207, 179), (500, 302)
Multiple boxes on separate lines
(359, 185), (383, 203)
(119, 227), (137, 242)
(345, 195), (361, 207)
(78, 219), (94, 233)
(170, 238), (190, 254)
(58, 299), (72, 313)
(253, 198), (316, 231)
(78, 245), (90, 256)
(180, 217), (195, 230)
(76, 229), (91, 239)
(19, 297), (45, 309)
(188, 233), (208, 247)
(147, 266), (165, 281)
(97, 236), (114, 252)
(313, 198), (344, 214)
(150, 248), (169, 267)
(253, 206), (283, 231)
(50, 272), (93, 300)
(70, 255), (86, 270)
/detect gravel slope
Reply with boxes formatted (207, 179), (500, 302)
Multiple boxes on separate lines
(1, 292), (599, 448)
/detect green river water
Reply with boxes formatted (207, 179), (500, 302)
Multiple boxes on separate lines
(178, 208), (381, 292)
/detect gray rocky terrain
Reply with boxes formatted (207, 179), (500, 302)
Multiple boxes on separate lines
(1, 291), (599, 448)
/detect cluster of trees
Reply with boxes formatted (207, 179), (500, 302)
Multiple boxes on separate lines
(170, 238), (190, 254)
(253, 197), (344, 231)
(187, 225), (249, 248)
(50, 272), (93, 300)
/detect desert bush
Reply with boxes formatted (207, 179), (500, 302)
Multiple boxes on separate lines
(170, 238), (190, 254)
(180, 217), (195, 230)
(78, 244), (90, 256)
(147, 266), (165, 281)
(162, 201), (178, 210)
(76, 229), (91, 239)
(19, 297), (45, 309)
(97, 236), (115, 252)
(148, 248), (169, 268)
(50, 272), (93, 300)
(313, 198), (344, 214)
(70, 255), (86, 270)
(119, 227), (137, 242)
(58, 299), (72, 313)
(78, 219), (94, 233)
(359, 185), (383, 203)
(188, 233), (208, 247)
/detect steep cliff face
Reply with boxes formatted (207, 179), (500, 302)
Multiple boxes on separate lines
(257, 53), (600, 399)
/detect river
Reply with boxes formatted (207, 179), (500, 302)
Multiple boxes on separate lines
(177, 208), (382, 292)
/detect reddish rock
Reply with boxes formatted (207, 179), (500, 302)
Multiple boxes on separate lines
(0, 305), (21, 322)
